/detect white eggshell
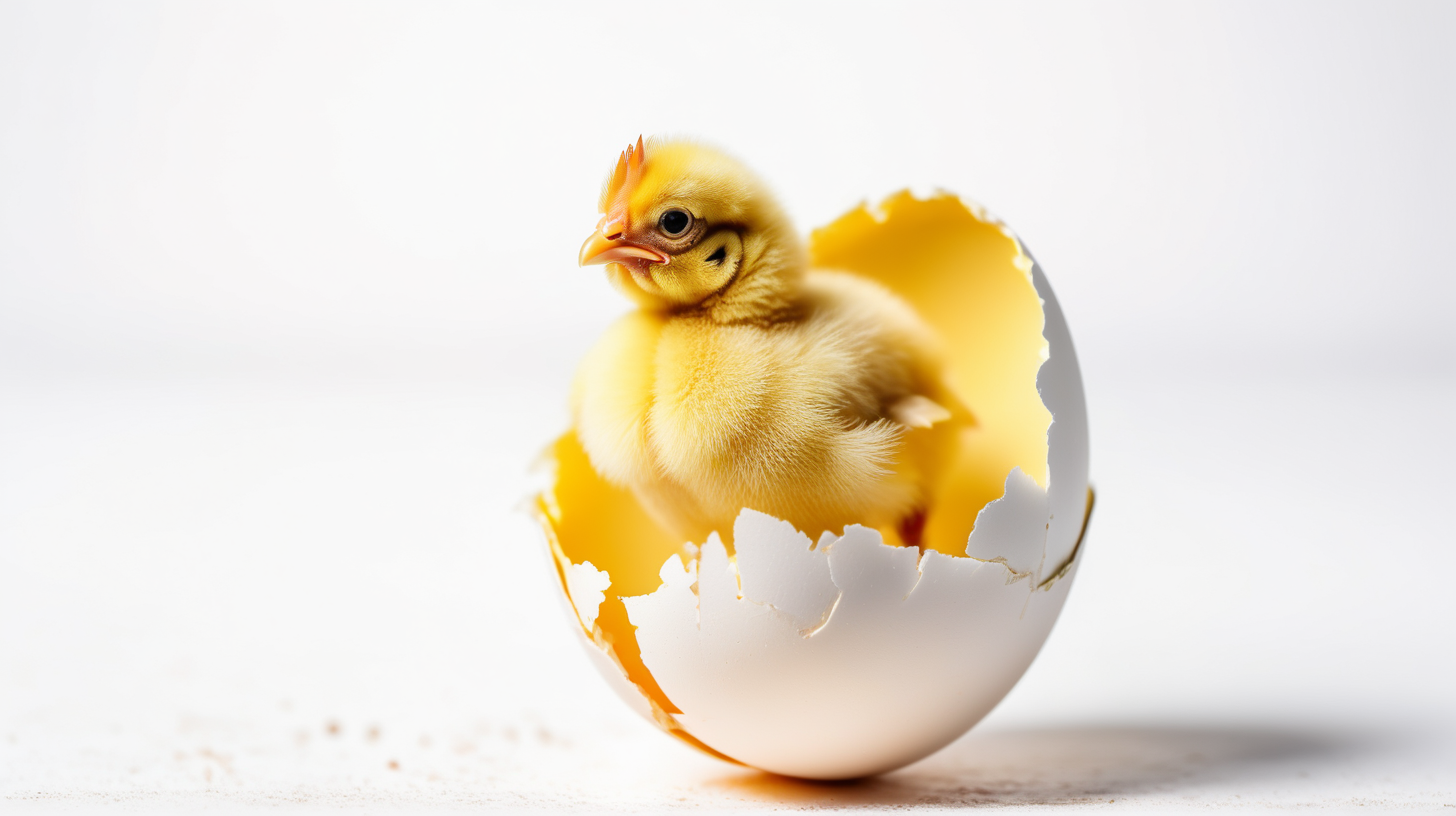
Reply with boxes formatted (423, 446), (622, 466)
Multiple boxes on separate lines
(1029, 249), (1092, 573)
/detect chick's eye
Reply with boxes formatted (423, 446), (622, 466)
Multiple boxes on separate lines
(659, 209), (691, 237)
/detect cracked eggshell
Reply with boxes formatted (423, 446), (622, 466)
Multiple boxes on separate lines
(535, 193), (1090, 779)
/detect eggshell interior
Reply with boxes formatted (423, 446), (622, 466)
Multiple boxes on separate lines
(535, 192), (1090, 779)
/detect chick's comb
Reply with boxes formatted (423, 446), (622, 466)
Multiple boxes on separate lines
(604, 135), (646, 217)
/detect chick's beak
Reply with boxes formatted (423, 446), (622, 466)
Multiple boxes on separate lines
(578, 229), (669, 267)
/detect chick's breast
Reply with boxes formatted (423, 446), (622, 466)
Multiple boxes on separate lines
(570, 310), (664, 489)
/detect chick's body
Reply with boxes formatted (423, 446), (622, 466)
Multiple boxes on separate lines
(574, 139), (968, 545)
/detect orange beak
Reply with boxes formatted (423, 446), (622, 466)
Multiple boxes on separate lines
(578, 226), (669, 267)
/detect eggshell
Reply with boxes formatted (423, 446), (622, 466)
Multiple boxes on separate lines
(536, 192), (1090, 779)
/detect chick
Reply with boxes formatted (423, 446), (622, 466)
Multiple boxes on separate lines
(574, 137), (970, 547)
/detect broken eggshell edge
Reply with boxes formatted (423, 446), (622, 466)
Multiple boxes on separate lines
(544, 229), (1090, 780)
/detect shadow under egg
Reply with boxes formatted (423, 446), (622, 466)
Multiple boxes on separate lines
(705, 723), (1384, 807)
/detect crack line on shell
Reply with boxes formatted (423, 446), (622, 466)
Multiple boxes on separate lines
(1037, 486), (1095, 591)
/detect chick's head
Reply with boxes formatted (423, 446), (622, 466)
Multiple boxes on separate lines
(579, 137), (805, 318)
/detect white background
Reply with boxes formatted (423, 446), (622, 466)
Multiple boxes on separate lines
(1, 1), (1453, 812)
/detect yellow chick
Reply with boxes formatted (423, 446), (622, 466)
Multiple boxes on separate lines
(574, 137), (969, 547)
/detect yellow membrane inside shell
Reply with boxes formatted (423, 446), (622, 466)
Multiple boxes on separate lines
(539, 192), (1051, 739)
(809, 192), (1051, 557)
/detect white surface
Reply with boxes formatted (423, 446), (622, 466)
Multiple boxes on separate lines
(2, 0), (1454, 811)
(2, 373), (1453, 812)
